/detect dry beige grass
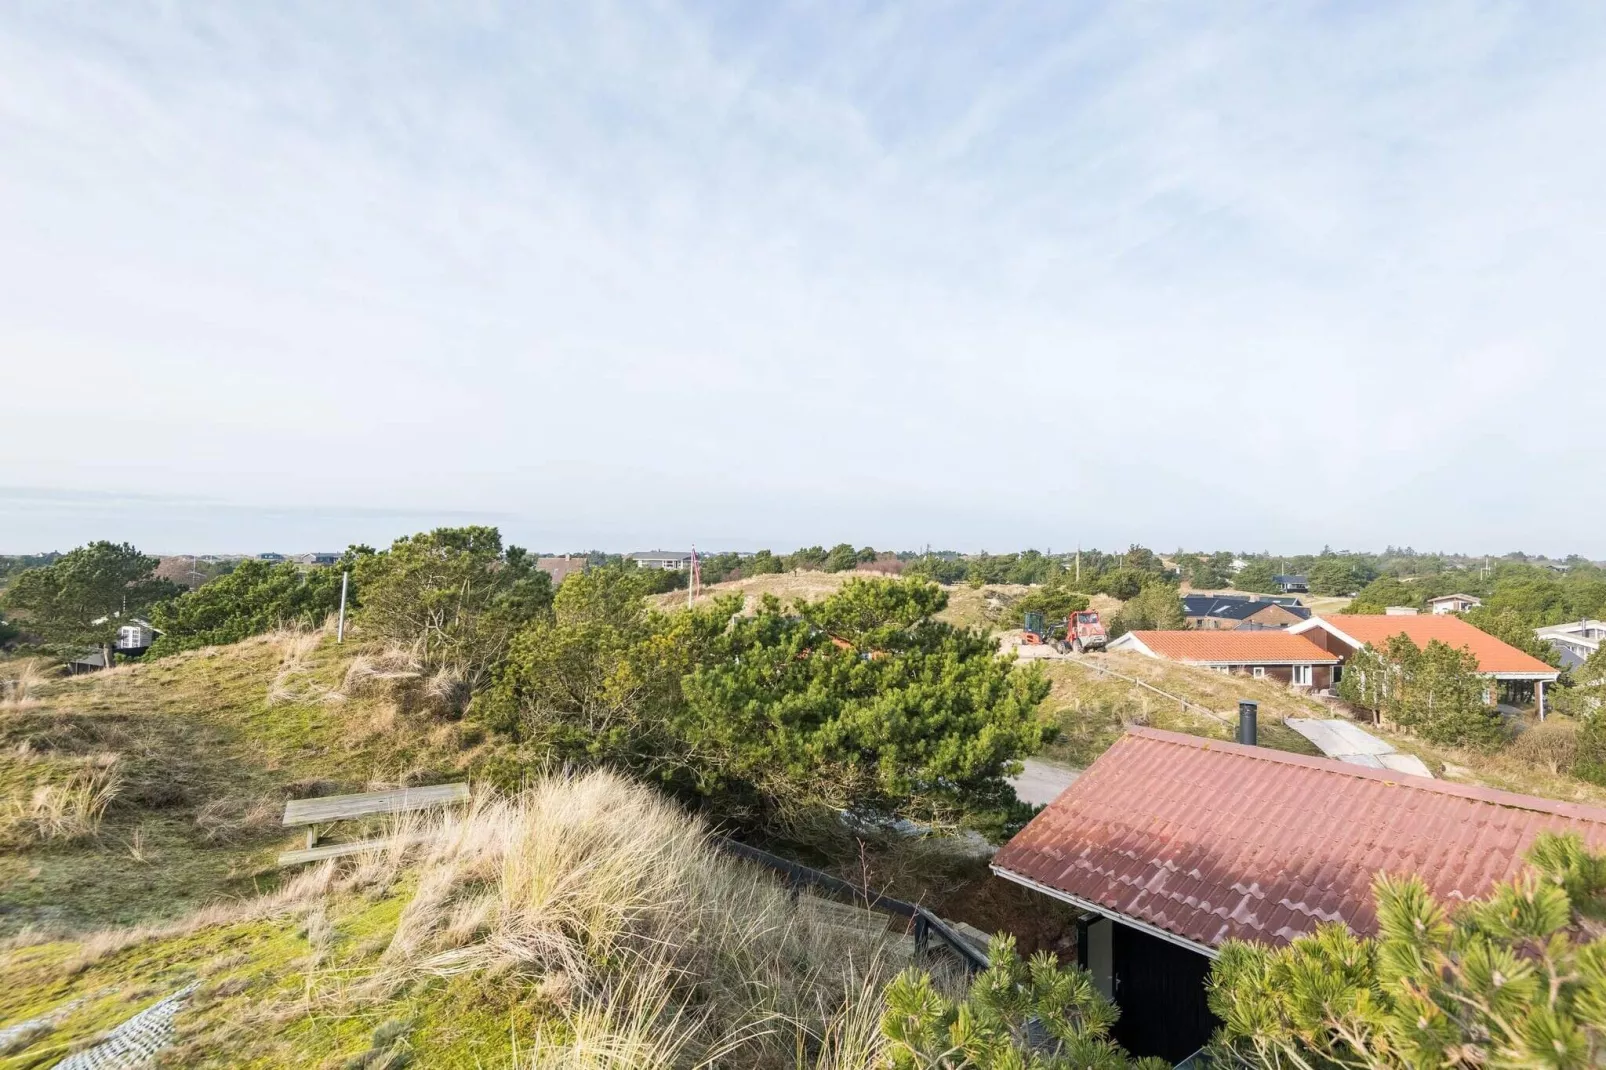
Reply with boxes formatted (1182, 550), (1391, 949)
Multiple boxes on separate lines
(0, 658), (55, 710)
(8, 769), (917, 1067)
(1, 754), (123, 846)
(192, 794), (282, 843)
(264, 629), (327, 706)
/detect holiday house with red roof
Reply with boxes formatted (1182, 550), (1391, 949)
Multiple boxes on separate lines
(1290, 613), (1560, 714)
(1107, 629), (1340, 689)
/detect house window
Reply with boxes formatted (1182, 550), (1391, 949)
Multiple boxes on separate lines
(1292, 664), (1313, 686)
(1252, 667), (1266, 678)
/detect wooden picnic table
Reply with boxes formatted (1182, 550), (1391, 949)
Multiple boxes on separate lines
(278, 782), (469, 866)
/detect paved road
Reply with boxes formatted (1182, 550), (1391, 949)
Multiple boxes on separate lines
(1009, 757), (1082, 806)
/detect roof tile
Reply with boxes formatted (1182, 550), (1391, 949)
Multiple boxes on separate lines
(994, 728), (1606, 948)
(1303, 614), (1556, 675)
(1123, 630), (1341, 664)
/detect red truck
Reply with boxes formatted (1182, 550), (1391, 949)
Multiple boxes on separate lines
(1022, 610), (1109, 653)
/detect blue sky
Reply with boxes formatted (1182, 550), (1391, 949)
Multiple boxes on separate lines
(3, 2), (1604, 556)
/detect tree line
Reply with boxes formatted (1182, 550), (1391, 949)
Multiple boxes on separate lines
(0, 529), (1050, 839)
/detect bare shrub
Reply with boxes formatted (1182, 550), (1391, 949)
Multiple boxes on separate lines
(1509, 718), (1580, 775)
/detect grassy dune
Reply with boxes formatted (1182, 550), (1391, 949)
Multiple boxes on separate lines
(0, 771), (910, 1069)
(0, 630), (489, 934)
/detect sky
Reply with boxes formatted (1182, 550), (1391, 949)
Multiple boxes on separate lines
(3, 2), (1605, 558)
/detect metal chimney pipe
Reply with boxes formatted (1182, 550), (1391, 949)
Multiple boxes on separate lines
(1238, 700), (1258, 746)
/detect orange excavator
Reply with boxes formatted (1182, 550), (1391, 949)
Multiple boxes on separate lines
(1022, 610), (1108, 654)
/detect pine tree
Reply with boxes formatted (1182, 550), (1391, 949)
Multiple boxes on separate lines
(881, 935), (1169, 1070)
(1207, 831), (1606, 1068)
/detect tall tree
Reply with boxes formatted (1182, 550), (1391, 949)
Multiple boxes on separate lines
(354, 526), (553, 688)
(2, 541), (176, 664)
(1233, 560), (1282, 595)
(1338, 635), (1503, 749)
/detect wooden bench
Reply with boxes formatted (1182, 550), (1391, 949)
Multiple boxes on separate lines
(278, 782), (469, 866)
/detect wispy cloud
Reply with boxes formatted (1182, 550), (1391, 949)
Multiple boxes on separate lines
(2, 2), (1603, 554)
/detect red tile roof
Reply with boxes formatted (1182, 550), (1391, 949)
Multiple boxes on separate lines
(1123, 630), (1339, 665)
(1301, 614), (1557, 676)
(993, 728), (1606, 950)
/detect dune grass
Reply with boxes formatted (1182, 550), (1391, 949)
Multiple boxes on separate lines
(0, 770), (916, 1069)
(1034, 652), (1325, 767)
(0, 628), (491, 935)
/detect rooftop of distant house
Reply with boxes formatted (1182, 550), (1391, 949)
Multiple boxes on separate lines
(1292, 614), (1557, 677)
(1181, 594), (1311, 622)
(1113, 630), (1339, 665)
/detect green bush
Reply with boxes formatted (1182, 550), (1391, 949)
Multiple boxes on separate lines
(1337, 635), (1504, 749)
(882, 935), (1167, 1070)
(1208, 832), (1606, 1068)
(482, 576), (1050, 833)
(149, 556), (357, 655)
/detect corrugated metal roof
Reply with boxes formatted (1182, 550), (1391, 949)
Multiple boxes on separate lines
(1297, 614), (1557, 676)
(1122, 630), (1340, 664)
(993, 728), (1606, 950)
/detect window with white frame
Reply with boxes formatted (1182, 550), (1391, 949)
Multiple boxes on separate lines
(1252, 666), (1266, 678)
(1291, 664), (1313, 686)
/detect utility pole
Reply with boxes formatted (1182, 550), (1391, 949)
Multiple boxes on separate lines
(1076, 545), (1081, 584)
(688, 545), (700, 609)
(336, 571), (349, 643)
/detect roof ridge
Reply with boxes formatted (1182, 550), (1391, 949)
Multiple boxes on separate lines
(1125, 727), (1606, 823)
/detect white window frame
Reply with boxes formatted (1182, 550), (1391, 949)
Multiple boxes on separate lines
(1291, 664), (1313, 686)
(1252, 666), (1267, 679)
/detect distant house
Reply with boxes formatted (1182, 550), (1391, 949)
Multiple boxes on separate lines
(1272, 573), (1309, 593)
(538, 555), (589, 584)
(297, 552), (340, 566)
(1384, 606), (1420, 616)
(1181, 594), (1310, 631)
(1427, 593), (1482, 615)
(1290, 614), (1560, 714)
(116, 622), (157, 653)
(629, 551), (693, 571)
(992, 728), (1606, 1062)
(258, 552), (286, 562)
(1535, 620), (1606, 669)
(1108, 629), (1339, 689)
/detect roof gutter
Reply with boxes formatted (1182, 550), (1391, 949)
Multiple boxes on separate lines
(1179, 658), (1340, 667)
(990, 865), (1221, 960)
